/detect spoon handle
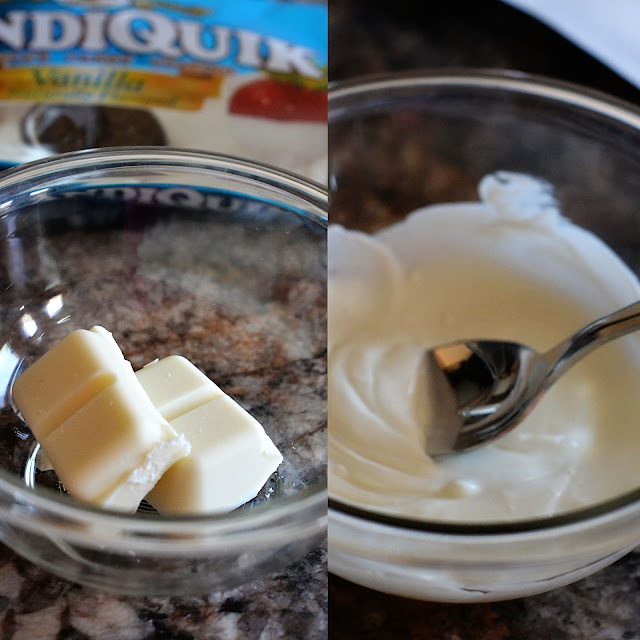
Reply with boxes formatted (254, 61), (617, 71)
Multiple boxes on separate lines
(542, 299), (640, 389)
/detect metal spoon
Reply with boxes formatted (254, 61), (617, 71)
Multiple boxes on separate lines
(425, 299), (640, 456)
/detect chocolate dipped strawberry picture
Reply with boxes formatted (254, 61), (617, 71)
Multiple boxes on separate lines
(229, 74), (327, 122)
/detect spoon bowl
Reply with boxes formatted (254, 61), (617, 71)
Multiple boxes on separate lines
(426, 299), (640, 456)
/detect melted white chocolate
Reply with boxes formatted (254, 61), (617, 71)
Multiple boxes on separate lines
(329, 172), (640, 522)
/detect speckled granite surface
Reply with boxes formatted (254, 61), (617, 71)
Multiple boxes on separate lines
(329, 0), (640, 637)
(330, 549), (640, 639)
(330, 0), (640, 103)
(0, 544), (326, 640)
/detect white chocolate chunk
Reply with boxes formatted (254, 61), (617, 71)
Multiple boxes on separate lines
(136, 355), (223, 422)
(12, 327), (190, 512)
(100, 433), (190, 510)
(137, 357), (283, 515)
(12, 328), (124, 440)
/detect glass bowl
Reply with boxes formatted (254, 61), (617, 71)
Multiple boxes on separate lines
(328, 69), (640, 602)
(0, 147), (327, 595)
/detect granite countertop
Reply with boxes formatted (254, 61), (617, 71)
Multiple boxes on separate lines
(329, 0), (640, 637)
(0, 545), (326, 640)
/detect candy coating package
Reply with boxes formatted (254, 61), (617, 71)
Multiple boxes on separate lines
(0, 0), (328, 182)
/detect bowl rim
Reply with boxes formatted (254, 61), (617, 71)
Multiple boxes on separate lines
(0, 146), (328, 543)
(0, 145), (328, 221)
(328, 66), (640, 129)
(328, 67), (640, 536)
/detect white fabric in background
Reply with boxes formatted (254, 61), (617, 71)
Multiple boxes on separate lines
(501, 0), (640, 90)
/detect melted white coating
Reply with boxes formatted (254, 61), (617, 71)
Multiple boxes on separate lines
(329, 172), (640, 522)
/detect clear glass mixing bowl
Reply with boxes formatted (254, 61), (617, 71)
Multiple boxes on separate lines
(0, 147), (327, 595)
(328, 69), (640, 602)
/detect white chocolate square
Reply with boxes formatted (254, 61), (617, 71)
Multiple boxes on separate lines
(41, 369), (184, 506)
(138, 359), (283, 515)
(12, 327), (190, 512)
(136, 355), (223, 422)
(12, 328), (125, 440)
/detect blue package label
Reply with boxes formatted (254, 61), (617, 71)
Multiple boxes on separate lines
(0, 0), (327, 181)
